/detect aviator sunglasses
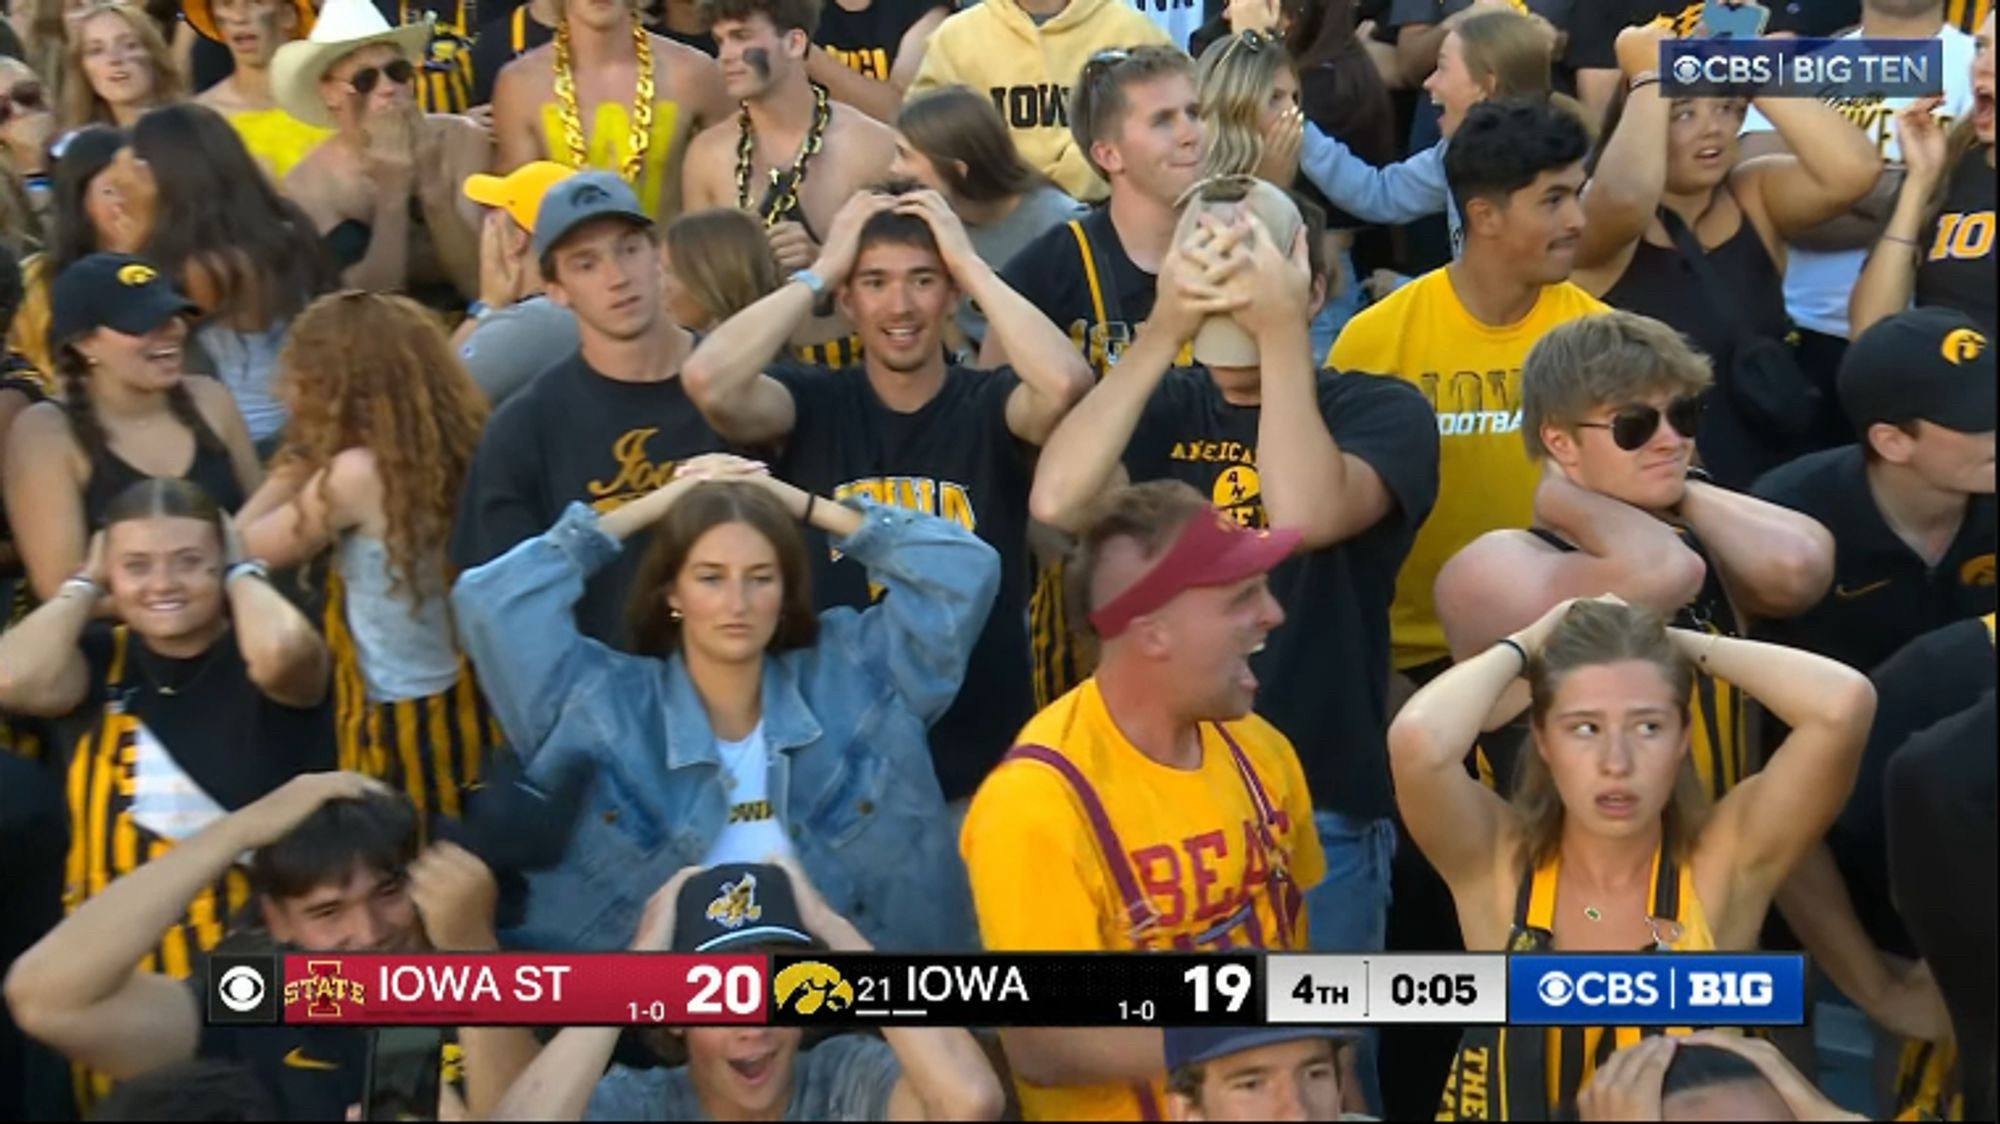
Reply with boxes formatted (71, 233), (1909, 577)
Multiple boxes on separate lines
(1575, 394), (1704, 451)
(348, 59), (417, 94)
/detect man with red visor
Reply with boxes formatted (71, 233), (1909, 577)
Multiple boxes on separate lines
(959, 479), (1325, 1123)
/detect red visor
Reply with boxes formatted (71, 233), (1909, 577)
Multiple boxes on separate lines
(1088, 509), (1301, 638)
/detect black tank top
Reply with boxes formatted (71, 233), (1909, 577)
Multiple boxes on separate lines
(1599, 195), (1790, 489)
(80, 416), (245, 529)
(1917, 147), (1997, 337)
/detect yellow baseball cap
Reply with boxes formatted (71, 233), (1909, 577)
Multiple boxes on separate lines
(463, 162), (577, 233)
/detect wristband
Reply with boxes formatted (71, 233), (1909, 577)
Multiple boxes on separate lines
(1629, 71), (1661, 92)
(1496, 637), (1529, 675)
(225, 559), (271, 587)
(1880, 233), (1919, 247)
(802, 494), (817, 524)
(60, 575), (104, 601)
(788, 268), (827, 299)
(467, 299), (492, 321)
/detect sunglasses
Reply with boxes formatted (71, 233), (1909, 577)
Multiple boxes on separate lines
(0, 80), (45, 125)
(1575, 394), (1705, 451)
(348, 58), (416, 94)
(1080, 47), (1133, 86)
(1216, 27), (1275, 65)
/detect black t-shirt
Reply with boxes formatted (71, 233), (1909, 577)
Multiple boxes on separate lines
(469, 5), (555, 105)
(185, 973), (369, 1121)
(449, 354), (733, 649)
(1887, 688), (1997, 1123)
(1917, 147), (1998, 337)
(999, 205), (1158, 377)
(816, 0), (947, 81)
(1566, 0), (1701, 69)
(1750, 445), (1998, 673)
(768, 363), (1033, 802)
(1765, 0), (1860, 35)
(1122, 367), (1439, 819)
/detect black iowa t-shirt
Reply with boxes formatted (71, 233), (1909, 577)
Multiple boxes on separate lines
(1123, 368), (1439, 818)
(1000, 206), (1158, 375)
(1917, 148), (1998, 337)
(450, 354), (733, 649)
(817, 0), (947, 81)
(1567, 0), (1702, 69)
(769, 363), (1033, 802)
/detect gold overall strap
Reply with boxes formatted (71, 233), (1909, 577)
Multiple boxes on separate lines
(511, 3), (526, 52)
(1522, 851), (1559, 933)
(1984, 612), (1995, 645)
(1066, 220), (1109, 372)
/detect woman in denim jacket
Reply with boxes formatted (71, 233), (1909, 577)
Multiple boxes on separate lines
(453, 454), (1000, 953)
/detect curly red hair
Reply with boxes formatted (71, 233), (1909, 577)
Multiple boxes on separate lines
(272, 292), (487, 600)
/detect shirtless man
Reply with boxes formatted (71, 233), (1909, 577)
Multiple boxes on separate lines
(491, 0), (730, 223)
(682, 0), (898, 366)
(271, 0), (489, 300)
(190, 0), (329, 181)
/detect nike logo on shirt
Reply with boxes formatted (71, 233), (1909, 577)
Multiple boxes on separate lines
(1833, 579), (1892, 600)
(283, 1046), (339, 1071)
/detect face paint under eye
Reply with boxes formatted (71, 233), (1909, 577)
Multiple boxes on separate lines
(743, 46), (771, 79)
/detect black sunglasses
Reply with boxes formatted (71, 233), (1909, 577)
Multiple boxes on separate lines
(349, 58), (416, 94)
(1080, 47), (1133, 86)
(1576, 394), (1704, 451)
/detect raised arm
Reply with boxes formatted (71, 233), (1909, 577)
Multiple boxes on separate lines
(1689, 632), (1875, 934)
(0, 542), (97, 717)
(1849, 99), (1948, 337)
(223, 518), (331, 709)
(1575, 26), (1673, 273)
(1435, 467), (1706, 661)
(238, 451), (372, 571)
(1028, 228), (1221, 529)
(4, 773), (383, 1079)
(1677, 479), (1834, 620)
(1738, 93), (1884, 244)
(806, 8), (947, 125)
(1297, 129), (1448, 225)
(895, 190), (1090, 444)
(681, 193), (894, 444)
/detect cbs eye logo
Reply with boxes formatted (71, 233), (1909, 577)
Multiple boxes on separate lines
(773, 961), (854, 1016)
(217, 965), (269, 1012)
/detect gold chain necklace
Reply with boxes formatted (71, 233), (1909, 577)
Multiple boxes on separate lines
(734, 82), (830, 227)
(552, 13), (655, 184)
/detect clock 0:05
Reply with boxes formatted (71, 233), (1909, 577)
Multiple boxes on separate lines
(1391, 972), (1477, 1006)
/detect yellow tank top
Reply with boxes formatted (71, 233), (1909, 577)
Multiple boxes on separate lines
(226, 107), (334, 182)
(538, 98), (684, 221)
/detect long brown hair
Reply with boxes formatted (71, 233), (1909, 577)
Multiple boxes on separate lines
(270, 292), (487, 600)
(1513, 600), (1707, 868)
(55, 312), (221, 466)
(58, 3), (184, 129)
(625, 482), (819, 658)
(661, 209), (781, 329)
(895, 85), (1048, 204)
(100, 474), (223, 539)
(1922, 116), (1985, 225)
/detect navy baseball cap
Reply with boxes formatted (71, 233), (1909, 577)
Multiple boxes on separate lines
(1163, 1026), (1361, 1072)
(1839, 308), (1995, 435)
(672, 863), (815, 954)
(49, 253), (198, 344)
(532, 170), (653, 261)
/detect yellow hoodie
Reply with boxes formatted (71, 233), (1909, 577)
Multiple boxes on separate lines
(909, 0), (1172, 202)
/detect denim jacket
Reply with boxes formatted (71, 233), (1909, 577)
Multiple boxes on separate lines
(452, 498), (1000, 952)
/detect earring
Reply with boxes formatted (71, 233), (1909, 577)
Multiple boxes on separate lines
(669, 608), (683, 621)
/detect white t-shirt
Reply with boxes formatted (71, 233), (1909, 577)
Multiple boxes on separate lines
(702, 723), (795, 866)
(1739, 25), (1978, 337)
(1131, 0), (1202, 51)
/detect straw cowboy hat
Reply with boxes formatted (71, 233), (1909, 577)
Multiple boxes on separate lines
(269, 0), (430, 127)
(182, 0), (316, 46)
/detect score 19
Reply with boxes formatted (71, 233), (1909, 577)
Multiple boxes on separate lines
(1184, 963), (1255, 1014)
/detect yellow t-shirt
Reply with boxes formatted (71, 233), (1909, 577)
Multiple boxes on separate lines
(226, 108), (334, 183)
(1329, 268), (1607, 670)
(960, 679), (1325, 1122)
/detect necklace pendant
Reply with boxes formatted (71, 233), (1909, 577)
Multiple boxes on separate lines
(1582, 906), (1602, 922)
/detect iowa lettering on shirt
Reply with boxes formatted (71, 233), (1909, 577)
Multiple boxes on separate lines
(989, 84), (1069, 130)
(826, 45), (891, 80)
(1416, 368), (1523, 437)
(1823, 96), (1957, 156)
(832, 476), (978, 596)
(1126, 814), (1301, 951)
(587, 427), (684, 512)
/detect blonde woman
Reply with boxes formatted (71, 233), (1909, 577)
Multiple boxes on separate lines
(1194, 29), (1304, 185)
(58, 2), (185, 130)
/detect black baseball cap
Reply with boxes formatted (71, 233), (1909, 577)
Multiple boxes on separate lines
(48, 253), (198, 345)
(672, 863), (815, 954)
(1839, 308), (1996, 435)
(1163, 1026), (1361, 1072)
(532, 170), (653, 261)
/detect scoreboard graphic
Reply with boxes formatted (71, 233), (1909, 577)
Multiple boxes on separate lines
(207, 952), (1807, 1029)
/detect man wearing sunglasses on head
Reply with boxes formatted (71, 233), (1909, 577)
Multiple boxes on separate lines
(1431, 310), (1834, 802)
(271, 0), (490, 305)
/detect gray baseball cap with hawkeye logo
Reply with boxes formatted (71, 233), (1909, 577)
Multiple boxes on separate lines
(532, 170), (653, 261)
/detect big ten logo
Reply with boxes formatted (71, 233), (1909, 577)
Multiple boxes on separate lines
(832, 477), (977, 596)
(1959, 553), (1995, 587)
(825, 44), (891, 80)
(1167, 441), (1264, 525)
(1686, 970), (1773, 1007)
(587, 429), (680, 512)
(537, 100), (681, 211)
(988, 83), (1070, 130)
(1930, 212), (1996, 262)
(1125, 812), (1293, 949)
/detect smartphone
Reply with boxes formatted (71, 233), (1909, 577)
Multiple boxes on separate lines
(1695, 0), (1772, 39)
(362, 1027), (445, 1122)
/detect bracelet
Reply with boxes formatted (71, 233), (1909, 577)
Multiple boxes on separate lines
(1698, 631), (1722, 669)
(1629, 71), (1661, 92)
(1880, 233), (1920, 247)
(802, 494), (817, 524)
(225, 559), (271, 587)
(60, 575), (104, 601)
(1496, 637), (1529, 675)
